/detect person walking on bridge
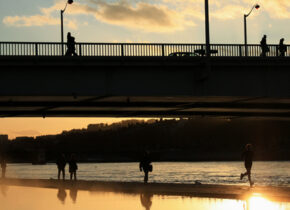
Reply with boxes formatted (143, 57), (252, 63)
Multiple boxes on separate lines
(260, 35), (269, 57)
(65, 32), (78, 56)
(279, 38), (287, 57)
(240, 144), (254, 187)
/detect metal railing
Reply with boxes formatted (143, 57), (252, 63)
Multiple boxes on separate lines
(0, 42), (289, 57)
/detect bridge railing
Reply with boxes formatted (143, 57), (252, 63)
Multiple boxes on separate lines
(0, 42), (289, 57)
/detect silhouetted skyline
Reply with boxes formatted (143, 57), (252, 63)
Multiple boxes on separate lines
(2, 118), (290, 162)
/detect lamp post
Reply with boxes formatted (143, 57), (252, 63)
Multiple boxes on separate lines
(205, 0), (210, 57)
(61, 0), (73, 55)
(244, 4), (260, 56)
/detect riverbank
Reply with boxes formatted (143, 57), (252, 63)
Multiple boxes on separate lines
(1, 178), (290, 202)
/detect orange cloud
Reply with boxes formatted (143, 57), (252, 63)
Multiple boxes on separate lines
(3, 1), (77, 29)
(3, 0), (290, 32)
(3, 0), (195, 32)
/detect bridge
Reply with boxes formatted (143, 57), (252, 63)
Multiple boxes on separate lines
(1, 42), (290, 118)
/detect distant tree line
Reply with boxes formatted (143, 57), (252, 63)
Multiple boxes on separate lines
(1, 118), (290, 163)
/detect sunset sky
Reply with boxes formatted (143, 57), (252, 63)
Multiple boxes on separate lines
(1, 0), (290, 44)
(0, 118), (140, 139)
(1, 0), (290, 138)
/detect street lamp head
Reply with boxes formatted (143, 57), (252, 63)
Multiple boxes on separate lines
(68, 0), (73, 4)
(255, 4), (260, 9)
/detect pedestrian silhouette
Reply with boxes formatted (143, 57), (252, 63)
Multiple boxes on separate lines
(260, 35), (269, 57)
(240, 144), (254, 187)
(56, 153), (66, 180)
(279, 38), (287, 57)
(0, 156), (6, 179)
(68, 154), (78, 181)
(139, 151), (152, 183)
(65, 32), (78, 56)
(140, 193), (153, 210)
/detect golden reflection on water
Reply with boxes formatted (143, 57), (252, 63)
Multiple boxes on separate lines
(0, 185), (290, 210)
(244, 194), (288, 210)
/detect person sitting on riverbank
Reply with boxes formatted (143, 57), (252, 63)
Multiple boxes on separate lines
(1, 157), (6, 179)
(56, 154), (66, 180)
(139, 151), (152, 183)
(240, 144), (254, 187)
(68, 154), (78, 181)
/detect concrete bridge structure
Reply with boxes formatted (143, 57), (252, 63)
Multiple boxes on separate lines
(1, 42), (290, 118)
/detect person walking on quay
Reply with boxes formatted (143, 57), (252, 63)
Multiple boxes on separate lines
(139, 151), (153, 183)
(65, 32), (78, 56)
(279, 38), (287, 57)
(1, 157), (7, 179)
(68, 154), (78, 181)
(57, 153), (66, 180)
(260, 35), (269, 57)
(240, 144), (254, 187)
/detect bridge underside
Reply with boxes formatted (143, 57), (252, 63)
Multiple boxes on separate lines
(1, 96), (290, 118)
(1, 56), (290, 118)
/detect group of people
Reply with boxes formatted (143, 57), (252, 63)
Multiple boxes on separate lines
(0, 144), (254, 187)
(56, 154), (78, 181)
(139, 144), (254, 187)
(260, 35), (287, 57)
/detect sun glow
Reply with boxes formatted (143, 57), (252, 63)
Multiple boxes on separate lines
(247, 194), (285, 210)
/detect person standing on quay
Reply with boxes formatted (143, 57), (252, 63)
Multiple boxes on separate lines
(1, 157), (6, 179)
(139, 151), (152, 183)
(57, 154), (66, 180)
(240, 144), (254, 187)
(69, 154), (78, 181)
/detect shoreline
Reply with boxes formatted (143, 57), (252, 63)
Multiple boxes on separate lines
(1, 178), (290, 202)
(5, 160), (290, 164)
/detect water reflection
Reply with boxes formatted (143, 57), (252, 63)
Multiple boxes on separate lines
(69, 187), (78, 203)
(140, 193), (153, 210)
(0, 184), (8, 197)
(244, 194), (287, 210)
(0, 186), (289, 210)
(57, 185), (67, 204)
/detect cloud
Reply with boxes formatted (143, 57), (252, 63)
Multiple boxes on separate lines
(211, 5), (246, 20)
(2, 0), (195, 32)
(3, 1), (77, 29)
(243, 0), (290, 19)
(3, 0), (290, 33)
(84, 1), (194, 32)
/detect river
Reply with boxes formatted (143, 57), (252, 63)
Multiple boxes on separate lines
(5, 161), (290, 186)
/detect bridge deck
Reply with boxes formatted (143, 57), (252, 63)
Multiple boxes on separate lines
(1, 56), (290, 118)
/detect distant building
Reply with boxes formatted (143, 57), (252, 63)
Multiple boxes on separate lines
(0, 135), (8, 155)
(14, 136), (34, 141)
(0, 135), (8, 142)
(87, 123), (107, 131)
